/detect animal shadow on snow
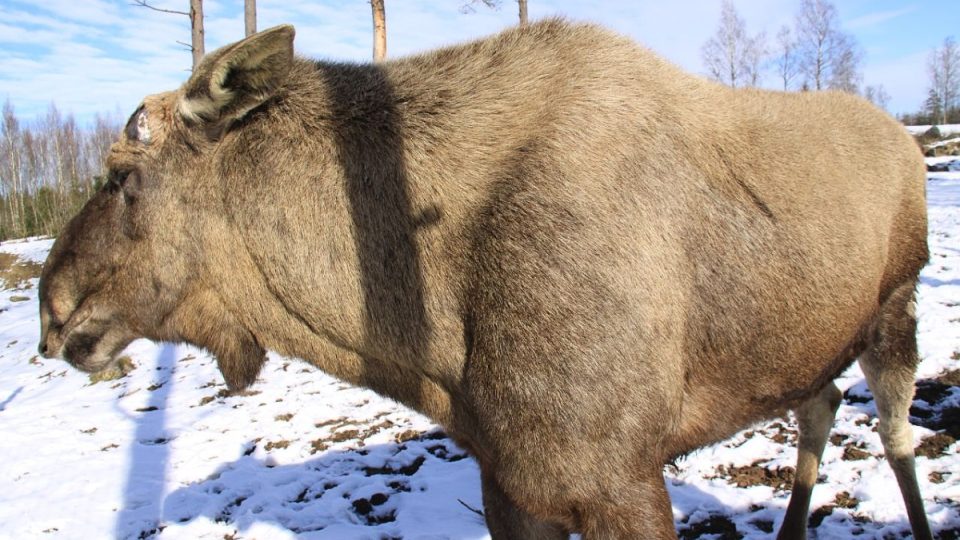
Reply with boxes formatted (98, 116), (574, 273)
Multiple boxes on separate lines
(116, 344), (179, 539)
(161, 432), (486, 538)
(155, 430), (907, 540)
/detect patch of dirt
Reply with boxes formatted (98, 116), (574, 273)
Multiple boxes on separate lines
(916, 433), (957, 458)
(842, 445), (873, 461)
(264, 440), (291, 451)
(809, 505), (835, 528)
(911, 371), (960, 439)
(715, 463), (795, 491)
(309, 439), (328, 454)
(937, 526), (960, 540)
(0, 253), (42, 290)
(938, 369), (960, 386)
(914, 377), (957, 405)
(930, 471), (948, 484)
(749, 519), (774, 533)
(678, 515), (743, 540)
(363, 455), (426, 477)
(834, 491), (858, 509)
(808, 491), (862, 529)
(762, 421), (796, 444)
(314, 417), (351, 429)
(394, 429), (420, 443)
(88, 356), (135, 383)
(329, 429), (360, 443)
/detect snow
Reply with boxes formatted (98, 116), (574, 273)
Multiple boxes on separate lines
(927, 136), (960, 150)
(1, 176), (958, 539)
(907, 124), (960, 136)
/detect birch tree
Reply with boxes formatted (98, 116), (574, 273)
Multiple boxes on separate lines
(371, 0), (387, 62)
(794, 0), (861, 93)
(928, 36), (959, 124)
(132, 0), (205, 70)
(701, 0), (766, 88)
(245, 0), (257, 37)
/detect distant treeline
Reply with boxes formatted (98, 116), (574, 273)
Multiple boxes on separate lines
(899, 108), (960, 127)
(0, 101), (120, 242)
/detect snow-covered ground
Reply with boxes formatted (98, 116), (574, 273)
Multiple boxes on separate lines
(907, 124), (960, 137)
(1, 168), (958, 539)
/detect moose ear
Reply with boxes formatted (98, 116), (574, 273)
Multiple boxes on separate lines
(178, 24), (295, 136)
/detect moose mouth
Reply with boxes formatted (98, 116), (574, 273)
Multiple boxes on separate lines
(42, 313), (135, 374)
(61, 331), (123, 373)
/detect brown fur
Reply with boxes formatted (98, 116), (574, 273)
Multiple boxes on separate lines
(38, 21), (931, 538)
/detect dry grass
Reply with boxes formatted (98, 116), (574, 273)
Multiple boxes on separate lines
(0, 253), (43, 291)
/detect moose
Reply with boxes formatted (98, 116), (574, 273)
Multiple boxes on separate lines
(38, 21), (932, 539)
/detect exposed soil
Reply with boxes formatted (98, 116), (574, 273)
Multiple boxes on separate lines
(911, 369), (960, 439)
(842, 445), (873, 461)
(678, 515), (742, 540)
(0, 253), (42, 290)
(916, 433), (957, 458)
(715, 463), (795, 491)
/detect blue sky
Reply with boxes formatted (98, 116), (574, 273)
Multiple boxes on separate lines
(1, 0), (956, 125)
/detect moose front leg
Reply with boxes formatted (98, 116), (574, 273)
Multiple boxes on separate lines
(481, 471), (569, 540)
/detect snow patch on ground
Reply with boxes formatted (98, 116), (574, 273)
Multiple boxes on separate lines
(907, 124), (960, 136)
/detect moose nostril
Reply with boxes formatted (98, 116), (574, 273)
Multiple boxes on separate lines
(38, 342), (49, 358)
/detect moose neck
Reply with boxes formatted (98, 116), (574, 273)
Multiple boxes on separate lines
(204, 59), (480, 427)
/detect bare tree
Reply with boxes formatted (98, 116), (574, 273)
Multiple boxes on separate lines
(245, 0), (257, 37)
(774, 25), (799, 91)
(864, 84), (891, 112)
(827, 34), (862, 93)
(701, 0), (766, 88)
(132, 0), (205, 69)
(371, 0), (387, 62)
(462, 0), (528, 26)
(743, 30), (767, 87)
(462, 0), (499, 10)
(0, 101), (120, 240)
(928, 36), (959, 125)
(794, 0), (861, 92)
(189, 0), (204, 67)
(2, 100), (24, 238)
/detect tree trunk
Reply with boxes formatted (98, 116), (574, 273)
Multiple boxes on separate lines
(518, 0), (528, 26)
(245, 0), (257, 37)
(371, 0), (387, 62)
(190, 0), (205, 70)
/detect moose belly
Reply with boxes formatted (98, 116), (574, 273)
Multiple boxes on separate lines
(667, 286), (876, 457)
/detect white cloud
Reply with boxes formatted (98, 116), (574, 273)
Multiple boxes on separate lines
(844, 6), (917, 31)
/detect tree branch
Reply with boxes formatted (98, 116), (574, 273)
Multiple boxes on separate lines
(130, 0), (189, 17)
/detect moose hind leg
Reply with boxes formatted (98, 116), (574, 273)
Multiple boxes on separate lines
(776, 381), (842, 540)
(858, 283), (933, 540)
(481, 472), (569, 540)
